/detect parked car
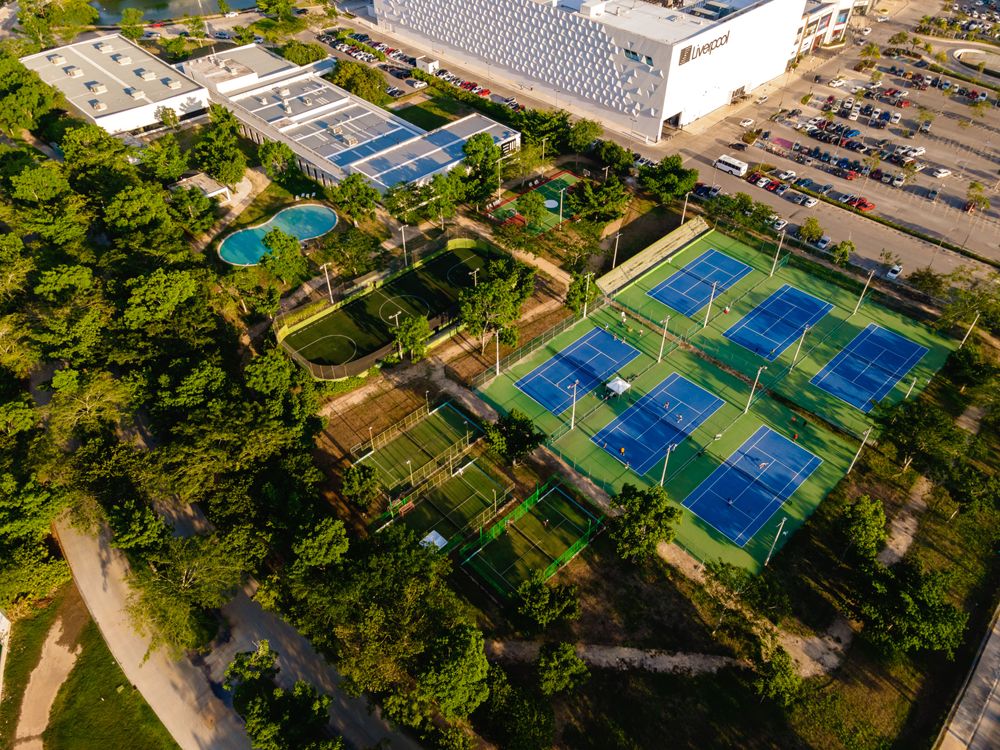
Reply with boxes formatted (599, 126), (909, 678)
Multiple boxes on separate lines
(927, 188), (939, 201)
(886, 264), (903, 280)
(773, 218), (788, 231)
(729, 142), (749, 151)
(890, 112), (902, 124)
(739, 118), (755, 128)
(803, 197), (819, 207)
(777, 169), (796, 181)
(892, 173), (905, 187)
(815, 235), (833, 251)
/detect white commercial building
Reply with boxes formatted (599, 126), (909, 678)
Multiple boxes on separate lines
(20, 35), (210, 134)
(795, 0), (873, 56)
(373, 0), (807, 143)
(181, 44), (519, 190)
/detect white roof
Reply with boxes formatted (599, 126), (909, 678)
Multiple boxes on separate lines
(20, 34), (205, 117)
(607, 376), (632, 395)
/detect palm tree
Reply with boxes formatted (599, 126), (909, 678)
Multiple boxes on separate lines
(861, 152), (881, 194)
(962, 181), (991, 246)
(861, 42), (881, 68)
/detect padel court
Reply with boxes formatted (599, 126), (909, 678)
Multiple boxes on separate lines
(682, 425), (822, 547)
(591, 372), (725, 475)
(810, 323), (928, 413)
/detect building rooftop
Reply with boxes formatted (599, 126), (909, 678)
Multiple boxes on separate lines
(21, 34), (204, 118)
(555, 0), (767, 44)
(180, 45), (301, 93)
(171, 172), (230, 197)
(349, 114), (521, 190)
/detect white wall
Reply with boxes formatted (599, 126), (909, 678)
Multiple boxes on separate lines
(94, 90), (211, 134)
(662, 0), (805, 126)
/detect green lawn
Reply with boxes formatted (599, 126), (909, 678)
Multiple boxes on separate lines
(43, 621), (178, 750)
(394, 93), (472, 130)
(0, 586), (69, 750)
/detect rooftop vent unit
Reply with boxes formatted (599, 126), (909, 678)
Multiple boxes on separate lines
(95, 42), (113, 54)
(49, 54), (65, 65)
(278, 87), (291, 97)
(88, 81), (107, 94)
(302, 96), (312, 106)
(127, 87), (144, 99)
(139, 68), (157, 81)
(112, 54), (132, 65)
(92, 100), (107, 112)
(164, 77), (182, 90)
(66, 66), (83, 78)
(257, 95), (268, 104)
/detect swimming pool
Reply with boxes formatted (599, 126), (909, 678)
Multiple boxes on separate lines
(218, 203), (339, 265)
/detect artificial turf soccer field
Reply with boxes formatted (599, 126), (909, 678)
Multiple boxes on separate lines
(488, 171), (581, 234)
(358, 403), (480, 491)
(281, 243), (496, 366)
(478, 229), (955, 570)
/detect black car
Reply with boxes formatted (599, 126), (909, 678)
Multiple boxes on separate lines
(729, 142), (749, 151)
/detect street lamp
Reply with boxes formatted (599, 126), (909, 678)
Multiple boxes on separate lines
(320, 263), (334, 303)
(745, 365), (767, 414)
(611, 232), (621, 269)
(559, 186), (567, 224)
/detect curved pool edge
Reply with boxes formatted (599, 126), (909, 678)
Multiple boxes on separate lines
(217, 202), (339, 267)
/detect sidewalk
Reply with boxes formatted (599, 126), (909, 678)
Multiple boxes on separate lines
(53, 516), (251, 750)
(938, 605), (1000, 750)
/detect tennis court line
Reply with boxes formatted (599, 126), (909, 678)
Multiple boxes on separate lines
(646, 249), (753, 317)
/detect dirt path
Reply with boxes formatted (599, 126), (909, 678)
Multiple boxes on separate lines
(13, 586), (89, 750)
(485, 640), (743, 675)
(878, 475), (931, 566)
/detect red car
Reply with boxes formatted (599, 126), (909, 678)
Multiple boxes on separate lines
(765, 180), (782, 192)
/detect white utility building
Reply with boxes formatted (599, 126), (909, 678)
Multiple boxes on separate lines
(20, 35), (210, 134)
(372, 0), (809, 142)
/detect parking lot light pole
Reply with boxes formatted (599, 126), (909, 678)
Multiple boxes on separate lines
(770, 232), (784, 277)
(959, 311), (980, 349)
(703, 281), (718, 328)
(853, 269), (875, 315)
(658, 315), (671, 363)
(792, 324), (811, 367)
(745, 365), (767, 414)
(611, 232), (621, 269)
(681, 191), (690, 223)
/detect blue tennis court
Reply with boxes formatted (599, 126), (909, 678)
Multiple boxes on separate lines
(647, 249), (753, 317)
(810, 324), (928, 413)
(515, 328), (640, 415)
(683, 425), (821, 547)
(591, 373), (724, 475)
(723, 284), (834, 361)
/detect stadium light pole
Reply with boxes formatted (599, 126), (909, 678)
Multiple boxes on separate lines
(495, 332), (501, 377)
(569, 380), (580, 431)
(582, 272), (594, 318)
(853, 269), (875, 315)
(611, 232), (621, 269)
(657, 315), (671, 363)
(559, 186), (567, 224)
(905, 374), (918, 399)
(471, 267), (479, 287)
(791, 324), (811, 367)
(764, 516), (787, 567)
(659, 443), (676, 487)
(770, 232), (784, 277)
(745, 365), (767, 414)
(681, 191), (690, 223)
(959, 311), (980, 349)
(389, 310), (402, 327)
(320, 263), (334, 303)
(702, 281), (718, 328)
(406, 459), (413, 486)
(847, 426), (872, 474)
(401, 225), (408, 267)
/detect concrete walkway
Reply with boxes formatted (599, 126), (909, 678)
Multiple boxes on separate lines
(13, 587), (89, 750)
(938, 606), (1000, 750)
(53, 516), (251, 750)
(485, 640), (743, 675)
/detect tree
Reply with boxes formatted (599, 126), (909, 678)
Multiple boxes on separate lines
(331, 173), (379, 226)
(879, 247), (902, 269)
(797, 216), (824, 244)
(193, 104), (247, 186)
(476, 664), (555, 750)
(889, 31), (909, 46)
(750, 641), (801, 708)
(411, 624), (489, 720)
(320, 227), (378, 278)
(217, 0), (231, 14)
(566, 177), (629, 224)
(965, 180), (990, 213)
(638, 154), (698, 205)
(326, 60), (389, 105)
(122, 268), (201, 330)
(596, 139), (634, 176)
(462, 132), (503, 206)
(858, 558), (968, 658)
(872, 399), (964, 472)
(458, 257), (534, 353)
(140, 134), (188, 183)
(169, 186), (219, 235)
(261, 227), (307, 283)
(119, 7), (145, 41)
(839, 494), (886, 562)
(225, 641), (344, 750)
(257, 0), (295, 21)
(342, 463), (381, 508)
(184, 14), (207, 38)
(156, 106), (180, 130)
(869, 69), (883, 86)
(425, 169), (465, 227)
(231, 25), (256, 44)
(609, 483), (681, 562)
(907, 266), (948, 297)
(518, 190), (546, 229)
(393, 315), (430, 362)
(484, 410), (544, 466)
(280, 41), (327, 65)
(516, 572), (580, 628)
(566, 118), (602, 167)
(0, 54), (58, 136)
(565, 271), (598, 314)
(45, 369), (132, 448)
(537, 642), (589, 696)
(258, 140), (295, 181)
(291, 518), (349, 574)
(831, 239), (854, 267)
